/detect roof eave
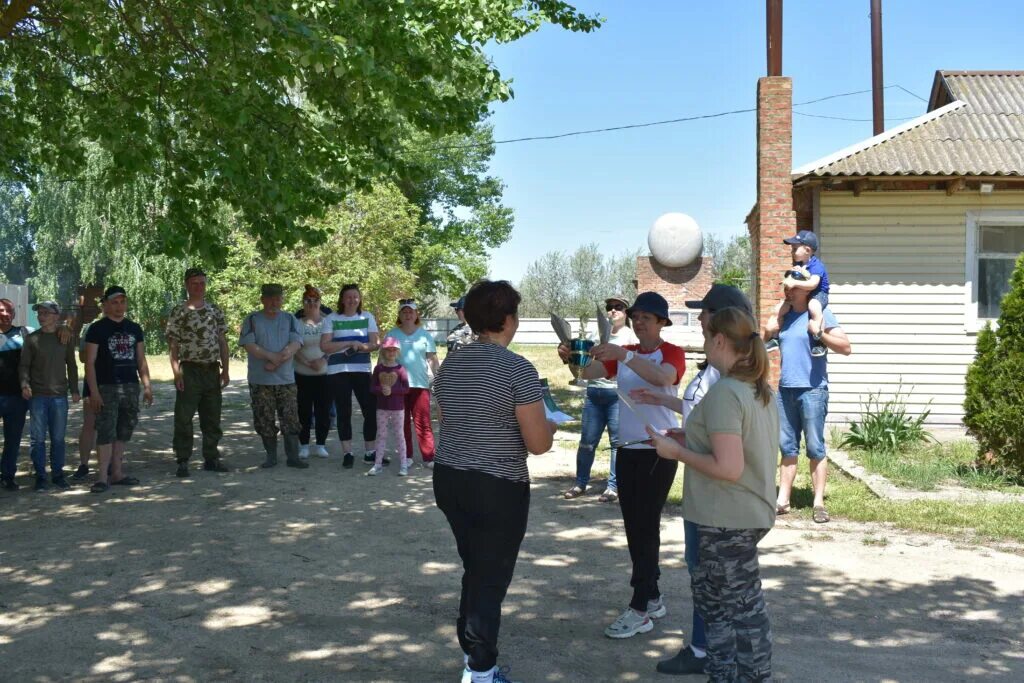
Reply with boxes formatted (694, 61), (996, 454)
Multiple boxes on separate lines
(790, 99), (968, 182)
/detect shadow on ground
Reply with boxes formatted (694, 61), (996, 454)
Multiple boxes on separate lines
(1, 382), (1022, 681)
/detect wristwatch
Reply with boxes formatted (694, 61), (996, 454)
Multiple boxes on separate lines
(623, 350), (635, 364)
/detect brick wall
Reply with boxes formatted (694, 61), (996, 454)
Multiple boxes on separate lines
(747, 76), (797, 385)
(635, 255), (716, 311)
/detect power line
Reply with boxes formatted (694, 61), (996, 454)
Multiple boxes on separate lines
(795, 111), (915, 122)
(419, 84), (930, 151)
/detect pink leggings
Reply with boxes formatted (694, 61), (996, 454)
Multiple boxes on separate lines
(375, 409), (407, 466)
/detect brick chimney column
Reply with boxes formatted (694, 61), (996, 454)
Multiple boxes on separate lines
(749, 76), (796, 385)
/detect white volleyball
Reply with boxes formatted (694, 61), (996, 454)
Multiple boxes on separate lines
(648, 213), (703, 267)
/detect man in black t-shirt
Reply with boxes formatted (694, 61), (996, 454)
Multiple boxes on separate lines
(84, 286), (153, 493)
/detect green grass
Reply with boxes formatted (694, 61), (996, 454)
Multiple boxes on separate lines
(514, 345), (1024, 544)
(830, 427), (1024, 493)
(788, 465), (1024, 544)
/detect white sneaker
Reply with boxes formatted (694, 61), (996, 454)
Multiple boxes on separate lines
(423, 461), (434, 470)
(398, 463), (409, 476)
(604, 608), (653, 639)
(647, 596), (667, 619)
(313, 444), (329, 458)
(298, 445), (310, 460)
(366, 465), (383, 476)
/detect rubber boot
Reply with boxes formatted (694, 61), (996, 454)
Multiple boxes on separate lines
(284, 434), (308, 468)
(260, 436), (278, 468)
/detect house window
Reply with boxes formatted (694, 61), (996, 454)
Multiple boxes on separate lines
(977, 223), (1024, 320)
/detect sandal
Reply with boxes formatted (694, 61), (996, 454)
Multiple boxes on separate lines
(563, 485), (586, 500)
(111, 476), (140, 486)
(598, 489), (618, 503)
(776, 503), (791, 515)
(90, 482), (110, 494)
(813, 506), (830, 524)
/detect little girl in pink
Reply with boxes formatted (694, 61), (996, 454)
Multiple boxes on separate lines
(370, 337), (410, 476)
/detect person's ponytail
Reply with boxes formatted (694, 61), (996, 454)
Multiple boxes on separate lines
(707, 307), (773, 406)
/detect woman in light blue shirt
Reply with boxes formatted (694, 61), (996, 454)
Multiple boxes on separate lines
(384, 299), (440, 468)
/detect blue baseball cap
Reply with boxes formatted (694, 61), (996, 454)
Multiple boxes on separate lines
(626, 291), (672, 325)
(450, 296), (466, 310)
(783, 230), (819, 251)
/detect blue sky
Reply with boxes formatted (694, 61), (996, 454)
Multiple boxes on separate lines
(483, 0), (1024, 282)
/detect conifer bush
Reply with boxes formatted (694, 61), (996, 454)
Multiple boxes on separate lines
(963, 252), (1024, 477)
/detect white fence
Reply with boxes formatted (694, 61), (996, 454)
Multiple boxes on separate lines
(422, 317), (705, 351)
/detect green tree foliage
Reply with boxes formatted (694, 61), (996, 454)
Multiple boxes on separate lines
(704, 233), (751, 293)
(215, 182), (420, 348)
(0, 182), (33, 284)
(27, 146), (189, 350)
(518, 243), (639, 318)
(397, 123), (514, 296)
(963, 252), (1024, 477)
(0, 1), (599, 262)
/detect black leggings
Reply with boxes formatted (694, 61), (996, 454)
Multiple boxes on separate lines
(329, 372), (376, 443)
(617, 446), (679, 612)
(295, 373), (332, 445)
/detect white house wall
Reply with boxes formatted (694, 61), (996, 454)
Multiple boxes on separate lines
(818, 190), (1024, 426)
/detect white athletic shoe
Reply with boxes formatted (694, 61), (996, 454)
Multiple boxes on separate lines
(313, 444), (329, 458)
(366, 465), (383, 476)
(398, 463), (409, 476)
(298, 445), (310, 460)
(604, 608), (653, 639)
(647, 596), (667, 619)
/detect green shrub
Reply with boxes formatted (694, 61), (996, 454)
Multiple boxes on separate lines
(838, 387), (932, 454)
(964, 252), (1024, 477)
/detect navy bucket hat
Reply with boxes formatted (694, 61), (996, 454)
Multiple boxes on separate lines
(626, 292), (672, 326)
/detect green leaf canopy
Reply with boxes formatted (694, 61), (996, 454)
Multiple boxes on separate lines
(0, 1), (600, 262)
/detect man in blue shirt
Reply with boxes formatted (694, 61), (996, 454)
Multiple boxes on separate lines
(774, 273), (851, 524)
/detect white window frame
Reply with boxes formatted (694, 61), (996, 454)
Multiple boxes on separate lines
(965, 210), (1024, 332)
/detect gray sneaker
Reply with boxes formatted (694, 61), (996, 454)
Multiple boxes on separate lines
(647, 596), (667, 619)
(604, 608), (653, 639)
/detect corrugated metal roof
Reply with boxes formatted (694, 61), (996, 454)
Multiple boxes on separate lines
(795, 71), (1024, 179)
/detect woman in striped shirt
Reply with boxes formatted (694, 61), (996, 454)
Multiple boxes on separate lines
(433, 280), (555, 683)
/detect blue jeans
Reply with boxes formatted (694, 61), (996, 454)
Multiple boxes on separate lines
(0, 394), (28, 481)
(574, 386), (620, 490)
(777, 386), (829, 460)
(684, 520), (708, 649)
(30, 396), (69, 479)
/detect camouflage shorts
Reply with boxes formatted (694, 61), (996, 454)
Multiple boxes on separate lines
(95, 384), (141, 446)
(249, 383), (299, 438)
(692, 526), (773, 682)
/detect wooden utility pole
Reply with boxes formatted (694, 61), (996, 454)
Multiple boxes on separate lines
(871, 0), (885, 134)
(767, 0), (783, 76)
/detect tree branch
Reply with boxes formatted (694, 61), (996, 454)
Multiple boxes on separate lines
(0, 0), (36, 40)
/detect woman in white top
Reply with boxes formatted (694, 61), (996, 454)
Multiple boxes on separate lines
(294, 285), (331, 459)
(558, 295), (637, 502)
(573, 291), (687, 640)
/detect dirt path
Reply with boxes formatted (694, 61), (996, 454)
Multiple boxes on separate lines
(1, 381), (1022, 682)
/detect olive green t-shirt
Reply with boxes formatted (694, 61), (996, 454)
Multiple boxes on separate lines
(682, 376), (779, 529)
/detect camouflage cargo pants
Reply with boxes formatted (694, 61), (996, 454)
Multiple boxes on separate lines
(692, 526), (773, 682)
(249, 383), (300, 438)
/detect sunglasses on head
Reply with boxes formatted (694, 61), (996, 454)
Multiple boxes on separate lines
(605, 303), (626, 312)
(399, 298), (416, 305)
